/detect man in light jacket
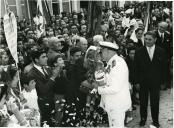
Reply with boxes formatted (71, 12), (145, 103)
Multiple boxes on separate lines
(96, 41), (131, 128)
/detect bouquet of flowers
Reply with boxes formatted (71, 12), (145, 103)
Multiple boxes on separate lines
(21, 108), (40, 126)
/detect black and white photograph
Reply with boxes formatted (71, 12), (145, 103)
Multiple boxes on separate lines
(0, 0), (173, 127)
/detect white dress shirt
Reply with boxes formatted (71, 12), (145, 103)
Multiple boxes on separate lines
(146, 45), (155, 60)
(33, 64), (47, 76)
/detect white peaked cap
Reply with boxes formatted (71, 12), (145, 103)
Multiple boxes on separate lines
(99, 41), (119, 50)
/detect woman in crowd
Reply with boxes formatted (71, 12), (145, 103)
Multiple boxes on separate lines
(0, 66), (40, 126)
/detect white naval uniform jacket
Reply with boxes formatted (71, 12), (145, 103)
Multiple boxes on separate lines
(98, 54), (131, 112)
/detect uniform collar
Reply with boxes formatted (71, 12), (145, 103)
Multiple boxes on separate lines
(107, 54), (118, 66)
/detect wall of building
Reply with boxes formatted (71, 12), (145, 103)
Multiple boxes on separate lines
(1, 0), (6, 18)
(1, 0), (125, 20)
(1, 0), (29, 20)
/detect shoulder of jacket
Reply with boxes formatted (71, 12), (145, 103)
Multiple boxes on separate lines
(28, 67), (37, 76)
(165, 31), (171, 36)
(112, 56), (125, 67)
(155, 45), (165, 53)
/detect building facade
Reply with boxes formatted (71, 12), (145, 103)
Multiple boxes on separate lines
(1, 0), (125, 20)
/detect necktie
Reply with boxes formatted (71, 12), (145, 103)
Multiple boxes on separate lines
(161, 33), (164, 43)
(148, 47), (153, 60)
(41, 67), (49, 78)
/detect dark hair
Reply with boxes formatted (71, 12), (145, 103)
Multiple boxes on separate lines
(70, 46), (81, 56)
(17, 36), (23, 42)
(127, 46), (136, 54)
(135, 28), (143, 34)
(49, 54), (63, 67)
(6, 66), (18, 82)
(144, 31), (156, 39)
(37, 36), (47, 46)
(127, 27), (133, 32)
(20, 73), (34, 87)
(26, 28), (33, 35)
(30, 47), (47, 63)
(0, 70), (8, 101)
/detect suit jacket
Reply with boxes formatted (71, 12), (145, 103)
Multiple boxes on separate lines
(134, 46), (166, 88)
(126, 57), (136, 85)
(28, 66), (55, 99)
(155, 30), (172, 60)
(135, 39), (144, 48)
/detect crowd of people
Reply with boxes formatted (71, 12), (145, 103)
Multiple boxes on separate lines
(0, 1), (173, 127)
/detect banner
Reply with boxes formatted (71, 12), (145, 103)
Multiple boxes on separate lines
(3, 12), (18, 63)
(33, 0), (46, 38)
(3, 0), (22, 92)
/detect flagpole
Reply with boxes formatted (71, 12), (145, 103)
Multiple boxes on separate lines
(26, 0), (31, 24)
(4, 0), (7, 13)
(44, 0), (55, 36)
(15, 62), (22, 93)
(144, 2), (150, 33)
(44, 0), (52, 23)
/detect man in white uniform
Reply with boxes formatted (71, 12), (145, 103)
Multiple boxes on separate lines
(97, 41), (131, 128)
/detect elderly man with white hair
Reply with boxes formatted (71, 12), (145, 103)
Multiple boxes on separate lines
(47, 37), (64, 65)
(93, 35), (104, 46)
(155, 21), (172, 89)
(76, 37), (88, 55)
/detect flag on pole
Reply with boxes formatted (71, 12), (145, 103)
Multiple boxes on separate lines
(3, 0), (18, 63)
(3, 0), (22, 92)
(33, 0), (46, 38)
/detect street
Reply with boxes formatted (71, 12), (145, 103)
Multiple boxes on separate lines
(127, 89), (173, 128)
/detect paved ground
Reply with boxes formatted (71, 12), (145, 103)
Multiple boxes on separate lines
(127, 89), (173, 128)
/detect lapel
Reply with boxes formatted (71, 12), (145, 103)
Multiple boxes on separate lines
(138, 39), (143, 46)
(157, 31), (160, 38)
(163, 32), (168, 41)
(33, 67), (48, 81)
(143, 46), (151, 62)
(144, 46), (158, 63)
(151, 46), (158, 63)
(44, 67), (52, 77)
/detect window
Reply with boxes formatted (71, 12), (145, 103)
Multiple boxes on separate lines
(52, 0), (60, 15)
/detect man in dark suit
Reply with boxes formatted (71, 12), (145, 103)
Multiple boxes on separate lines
(28, 47), (60, 126)
(155, 21), (172, 89)
(134, 31), (166, 128)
